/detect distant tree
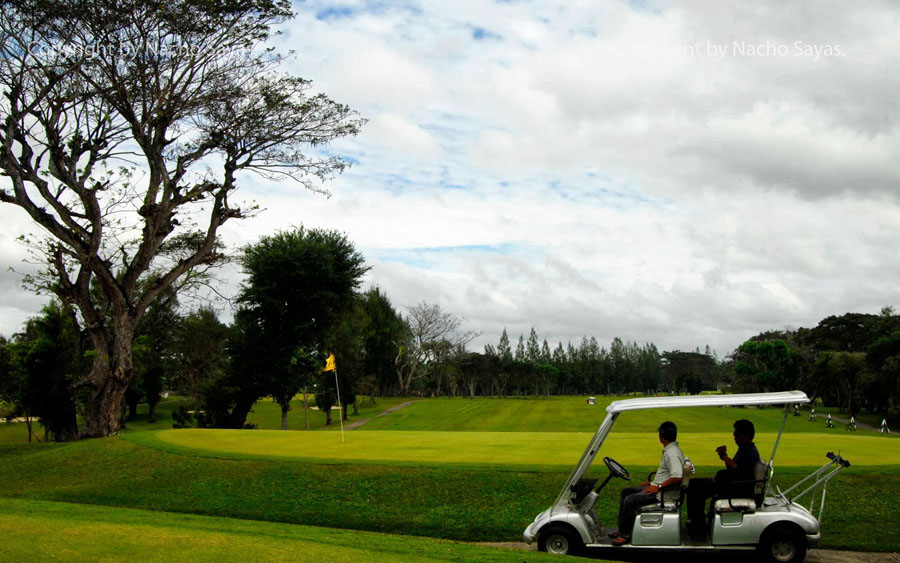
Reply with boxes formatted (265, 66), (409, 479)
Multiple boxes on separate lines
(497, 329), (512, 362)
(866, 332), (900, 413)
(394, 302), (477, 396)
(662, 351), (717, 395)
(813, 351), (867, 415)
(0, 0), (363, 437)
(515, 334), (526, 363)
(171, 308), (231, 406)
(526, 328), (540, 364)
(732, 340), (798, 393)
(129, 288), (180, 423)
(540, 339), (552, 364)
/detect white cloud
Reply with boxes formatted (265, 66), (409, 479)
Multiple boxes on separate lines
(2, 0), (898, 360)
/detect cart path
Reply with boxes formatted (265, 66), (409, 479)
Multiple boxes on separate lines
(476, 542), (899, 562)
(344, 400), (421, 430)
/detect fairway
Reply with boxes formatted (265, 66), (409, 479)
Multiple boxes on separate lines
(127, 428), (900, 469)
(359, 396), (900, 437)
(0, 498), (564, 563)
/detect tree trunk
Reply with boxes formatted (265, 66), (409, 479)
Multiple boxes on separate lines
(281, 404), (289, 430)
(81, 373), (130, 437)
(325, 408), (332, 425)
(227, 395), (257, 429)
(302, 388), (310, 430)
(148, 402), (157, 424)
(80, 328), (135, 438)
(342, 402), (349, 421)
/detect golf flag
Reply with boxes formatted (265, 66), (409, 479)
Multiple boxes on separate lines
(323, 354), (336, 372)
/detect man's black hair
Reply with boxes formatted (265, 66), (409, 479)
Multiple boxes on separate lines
(733, 419), (755, 440)
(657, 421), (677, 442)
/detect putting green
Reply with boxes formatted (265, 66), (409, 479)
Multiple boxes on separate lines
(127, 429), (900, 470)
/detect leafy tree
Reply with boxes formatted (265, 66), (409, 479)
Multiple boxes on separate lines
(866, 332), (900, 413)
(5, 302), (85, 441)
(813, 351), (867, 415)
(662, 351), (717, 395)
(129, 288), (180, 423)
(0, 0), (363, 437)
(360, 288), (406, 398)
(226, 227), (367, 428)
(171, 307), (231, 406)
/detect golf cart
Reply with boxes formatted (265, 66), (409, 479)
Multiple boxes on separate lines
(523, 391), (850, 562)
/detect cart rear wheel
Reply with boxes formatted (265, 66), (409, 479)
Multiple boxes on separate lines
(538, 524), (583, 555)
(758, 525), (807, 563)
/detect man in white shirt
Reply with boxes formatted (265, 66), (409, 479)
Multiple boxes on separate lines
(611, 421), (685, 545)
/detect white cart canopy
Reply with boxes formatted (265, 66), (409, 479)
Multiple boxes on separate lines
(606, 390), (809, 414)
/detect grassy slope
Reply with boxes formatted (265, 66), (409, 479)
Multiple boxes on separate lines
(0, 498), (565, 563)
(0, 438), (896, 552)
(125, 428), (900, 469)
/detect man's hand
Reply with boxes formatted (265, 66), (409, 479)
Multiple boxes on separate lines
(642, 484), (660, 494)
(640, 481), (651, 487)
(716, 445), (727, 458)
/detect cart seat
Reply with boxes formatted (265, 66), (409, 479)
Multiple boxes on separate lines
(713, 498), (757, 513)
(638, 458), (694, 513)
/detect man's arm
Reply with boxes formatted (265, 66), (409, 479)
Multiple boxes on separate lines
(716, 446), (738, 469)
(642, 477), (682, 494)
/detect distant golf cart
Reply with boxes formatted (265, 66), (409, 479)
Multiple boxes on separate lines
(523, 391), (850, 562)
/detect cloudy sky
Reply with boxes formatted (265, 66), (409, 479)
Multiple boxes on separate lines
(2, 0), (899, 357)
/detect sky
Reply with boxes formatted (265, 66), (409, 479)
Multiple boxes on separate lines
(1, 0), (899, 357)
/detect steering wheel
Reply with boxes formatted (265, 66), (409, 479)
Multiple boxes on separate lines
(603, 456), (631, 481)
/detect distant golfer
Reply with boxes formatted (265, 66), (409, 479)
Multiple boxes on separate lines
(611, 421), (684, 545)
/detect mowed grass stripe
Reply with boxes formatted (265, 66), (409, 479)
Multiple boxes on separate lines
(358, 396), (900, 436)
(126, 429), (900, 469)
(0, 498), (565, 563)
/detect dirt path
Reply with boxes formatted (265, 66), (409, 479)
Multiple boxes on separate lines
(345, 400), (421, 430)
(476, 542), (899, 562)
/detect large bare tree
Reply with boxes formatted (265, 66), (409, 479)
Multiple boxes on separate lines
(394, 302), (478, 395)
(0, 0), (363, 437)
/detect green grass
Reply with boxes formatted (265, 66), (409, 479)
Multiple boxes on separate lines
(125, 428), (900, 470)
(0, 437), (896, 552)
(0, 498), (565, 562)
(1, 394), (897, 557)
(360, 396), (900, 437)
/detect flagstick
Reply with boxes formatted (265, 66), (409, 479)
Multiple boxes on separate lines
(334, 367), (345, 443)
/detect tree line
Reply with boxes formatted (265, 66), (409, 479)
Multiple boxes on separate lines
(726, 307), (900, 419)
(1, 1), (897, 440)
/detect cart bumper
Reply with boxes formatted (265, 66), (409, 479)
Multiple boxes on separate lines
(806, 532), (821, 548)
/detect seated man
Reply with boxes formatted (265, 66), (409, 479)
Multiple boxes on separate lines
(686, 418), (761, 532)
(611, 421), (684, 545)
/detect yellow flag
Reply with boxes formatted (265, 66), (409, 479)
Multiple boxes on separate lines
(323, 354), (336, 372)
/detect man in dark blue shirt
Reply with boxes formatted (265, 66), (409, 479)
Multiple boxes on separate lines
(686, 419), (761, 533)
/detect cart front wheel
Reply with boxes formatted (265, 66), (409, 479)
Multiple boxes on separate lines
(538, 524), (583, 555)
(758, 525), (807, 563)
